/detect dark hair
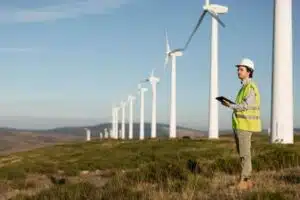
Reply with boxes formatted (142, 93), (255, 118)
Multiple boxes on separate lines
(246, 67), (253, 78)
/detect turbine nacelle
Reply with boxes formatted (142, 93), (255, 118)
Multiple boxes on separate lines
(138, 83), (148, 93)
(120, 101), (127, 108)
(203, 4), (228, 14)
(148, 76), (160, 84)
(168, 49), (183, 57)
(143, 68), (160, 84)
(114, 107), (120, 112)
(128, 95), (136, 102)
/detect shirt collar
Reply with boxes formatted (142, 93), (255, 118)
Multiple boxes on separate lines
(241, 78), (252, 85)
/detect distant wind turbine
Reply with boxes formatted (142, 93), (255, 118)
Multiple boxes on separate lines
(128, 95), (136, 140)
(120, 101), (127, 140)
(138, 83), (148, 140)
(141, 69), (160, 138)
(114, 107), (121, 139)
(104, 128), (108, 139)
(84, 128), (91, 141)
(111, 106), (116, 139)
(164, 30), (183, 138)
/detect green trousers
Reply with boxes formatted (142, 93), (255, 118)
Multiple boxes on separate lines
(233, 130), (253, 180)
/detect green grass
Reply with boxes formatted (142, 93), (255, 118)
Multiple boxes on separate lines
(1, 134), (300, 199)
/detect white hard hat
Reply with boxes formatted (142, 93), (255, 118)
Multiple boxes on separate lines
(236, 58), (255, 71)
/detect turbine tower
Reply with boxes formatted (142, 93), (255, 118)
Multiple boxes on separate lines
(111, 106), (116, 139)
(271, 0), (293, 144)
(206, 0), (228, 139)
(138, 83), (148, 140)
(120, 101), (127, 140)
(104, 128), (108, 139)
(84, 128), (91, 141)
(142, 69), (160, 138)
(128, 95), (136, 139)
(164, 31), (183, 138)
(114, 107), (120, 139)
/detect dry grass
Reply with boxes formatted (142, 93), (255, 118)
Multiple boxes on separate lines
(0, 135), (299, 199)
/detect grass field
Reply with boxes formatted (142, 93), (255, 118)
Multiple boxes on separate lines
(0, 134), (300, 199)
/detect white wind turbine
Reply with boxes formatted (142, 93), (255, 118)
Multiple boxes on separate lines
(114, 106), (121, 139)
(164, 31), (183, 139)
(84, 128), (91, 141)
(138, 83), (148, 140)
(271, 0), (293, 144)
(128, 95), (136, 140)
(104, 128), (108, 139)
(120, 101), (127, 140)
(141, 69), (160, 138)
(182, 0), (227, 139)
(111, 106), (116, 139)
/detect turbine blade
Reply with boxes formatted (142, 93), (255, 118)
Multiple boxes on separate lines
(151, 68), (156, 76)
(140, 79), (149, 83)
(164, 55), (169, 70)
(207, 10), (226, 27)
(165, 29), (171, 53)
(183, 10), (207, 51)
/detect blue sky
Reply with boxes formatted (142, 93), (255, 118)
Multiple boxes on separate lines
(0, 0), (299, 130)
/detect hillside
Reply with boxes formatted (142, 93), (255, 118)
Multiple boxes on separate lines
(0, 131), (81, 155)
(0, 123), (205, 138)
(0, 123), (206, 155)
(41, 123), (206, 139)
(0, 134), (300, 199)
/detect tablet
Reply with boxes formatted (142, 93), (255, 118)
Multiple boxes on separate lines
(216, 96), (235, 104)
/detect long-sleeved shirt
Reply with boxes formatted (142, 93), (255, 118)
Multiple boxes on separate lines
(229, 78), (257, 112)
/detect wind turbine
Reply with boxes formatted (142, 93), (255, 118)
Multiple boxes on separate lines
(84, 128), (91, 141)
(120, 101), (127, 140)
(114, 107), (121, 139)
(109, 128), (113, 139)
(164, 30), (183, 138)
(104, 128), (108, 139)
(270, 0), (293, 144)
(141, 69), (160, 138)
(138, 83), (148, 140)
(128, 95), (136, 139)
(183, 0), (228, 139)
(111, 106), (116, 139)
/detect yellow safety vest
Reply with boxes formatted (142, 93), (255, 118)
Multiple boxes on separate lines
(232, 81), (262, 132)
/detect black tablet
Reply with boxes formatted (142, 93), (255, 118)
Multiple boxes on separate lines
(216, 96), (235, 104)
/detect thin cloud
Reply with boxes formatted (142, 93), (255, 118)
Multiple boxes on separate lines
(0, 48), (34, 52)
(0, 0), (130, 23)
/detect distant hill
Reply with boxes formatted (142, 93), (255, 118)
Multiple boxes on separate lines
(39, 123), (206, 139)
(0, 131), (81, 155)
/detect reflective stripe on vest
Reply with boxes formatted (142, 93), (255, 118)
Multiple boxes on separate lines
(232, 81), (262, 132)
(235, 114), (260, 120)
(246, 106), (260, 110)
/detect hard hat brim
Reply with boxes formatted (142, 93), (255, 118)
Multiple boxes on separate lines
(236, 64), (247, 67)
(236, 65), (254, 71)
